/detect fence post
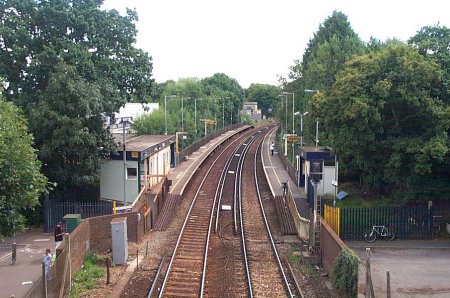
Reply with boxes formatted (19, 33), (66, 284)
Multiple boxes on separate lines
(386, 270), (391, 298)
(106, 258), (111, 284)
(42, 261), (48, 298)
(11, 243), (16, 265)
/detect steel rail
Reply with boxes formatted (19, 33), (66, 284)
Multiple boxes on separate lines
(236, 130), (262, 297)
(200, 134), (253, 297)
(254, 140), (295, 297)
(158, 131), (254, 297)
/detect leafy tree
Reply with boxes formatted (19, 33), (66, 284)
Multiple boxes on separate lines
(302, 11), (362, 72)
(202, 73), (244, 127)
(132, 108), (166, 135)
(409, 24), (450, 103)
(0, 0), (153, 192)
(313, 44), (450, 200)
(0, 95), (47, 237)
(245, 83), (280, 117)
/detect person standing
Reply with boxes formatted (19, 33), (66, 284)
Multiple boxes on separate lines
(54, 221), (64, 249)
(43, 248), (53, 280)
(270, 142), (275, 156)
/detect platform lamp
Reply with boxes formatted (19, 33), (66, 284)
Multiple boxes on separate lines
(119, 116), (133, 206)
(164, 95), (176, 135)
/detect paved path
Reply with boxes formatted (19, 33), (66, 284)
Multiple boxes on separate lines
(350, 240), (450, 297)
(0, 229), (54, 298)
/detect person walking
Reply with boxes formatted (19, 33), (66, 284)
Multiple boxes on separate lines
(43, 248), (53, 280)
(54, 221), (65, 250)
(270, 142), (275, 156)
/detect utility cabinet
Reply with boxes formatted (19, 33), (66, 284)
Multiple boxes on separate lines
(63, 214), (81, 233)
(111, 217), (128, 265)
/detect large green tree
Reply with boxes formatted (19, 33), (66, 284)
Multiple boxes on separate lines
(312, 43), (450, 200)
(245, 83), (280, 118)
(409, 24), (450, 103)
(0, 0), (153, 192)
(0, 95), (47, 237)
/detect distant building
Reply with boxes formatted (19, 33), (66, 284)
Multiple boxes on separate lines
(242, 102), (262, 120)
(100, 133), (175, 205)
(105, 103), (159, 133)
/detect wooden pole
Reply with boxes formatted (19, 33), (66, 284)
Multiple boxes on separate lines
(367, 248), (370, 297)
(386, 270), (391, 298)
(106, 258), (111, 284)
(42, 261), (48, 298)
(11, 243), (16, 265)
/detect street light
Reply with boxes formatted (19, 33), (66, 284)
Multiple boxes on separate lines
(304, 89), (319, 146)
(181, 97), (190, 151)
(118, 116), (133, 206)
(282, 92), (295, 134)
(278, 94), (288, 134)
(294, 111), (309, 147)
(164, 95), (176, 135)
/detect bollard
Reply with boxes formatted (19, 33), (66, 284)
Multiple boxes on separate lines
(12, 243), (16, 265)
(136, 249), (139, 271)
(106, 258), (111, 285)
(387, 270), (391, 298)
(42, 261), (48, 298)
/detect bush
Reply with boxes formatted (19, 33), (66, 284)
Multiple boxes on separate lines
(332, 247), (358, 297)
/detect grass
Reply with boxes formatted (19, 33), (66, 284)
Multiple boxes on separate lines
(286, 245), (301, 264)
(70, 253), (105, 297)
(333, 182), (397, 208)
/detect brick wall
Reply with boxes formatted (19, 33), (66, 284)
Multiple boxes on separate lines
(88, 209), (145, 253)
(320, 218), (347, 274)
(69, 219), (91, 271)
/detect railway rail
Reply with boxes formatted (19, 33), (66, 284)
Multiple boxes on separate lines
(153, 124), (300, 297)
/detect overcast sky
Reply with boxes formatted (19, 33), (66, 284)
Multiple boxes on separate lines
(102, 0), (449, 88)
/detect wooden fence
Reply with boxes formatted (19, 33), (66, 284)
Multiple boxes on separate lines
(323, 204), (444, 240)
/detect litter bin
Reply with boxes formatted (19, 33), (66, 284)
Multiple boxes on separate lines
(63, 214), (81, 233)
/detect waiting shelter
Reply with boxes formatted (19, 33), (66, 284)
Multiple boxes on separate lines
(297, 146), (338, 207)
(100, 134), (175, 205)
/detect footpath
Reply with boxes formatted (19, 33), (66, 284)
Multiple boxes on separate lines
(0, 229), (54, 298)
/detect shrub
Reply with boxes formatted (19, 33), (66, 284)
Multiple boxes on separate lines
(332, 247), (358, 297)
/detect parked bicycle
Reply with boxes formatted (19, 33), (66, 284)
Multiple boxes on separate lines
(364, 225), (395, 242)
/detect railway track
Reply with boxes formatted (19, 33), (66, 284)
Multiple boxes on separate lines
(154, 124), (297, 297)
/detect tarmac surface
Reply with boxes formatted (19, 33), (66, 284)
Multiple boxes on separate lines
(0, 229), (54, 298)
(350, 239), (450, 297)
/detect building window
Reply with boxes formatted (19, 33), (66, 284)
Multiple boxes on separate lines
(127, 167), (137, 180)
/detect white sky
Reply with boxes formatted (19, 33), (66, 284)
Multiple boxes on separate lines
(102, 0), (450, 88)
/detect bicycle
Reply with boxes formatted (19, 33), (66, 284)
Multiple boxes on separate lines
(364, 225), (395, 242)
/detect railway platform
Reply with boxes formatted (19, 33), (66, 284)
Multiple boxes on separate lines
(261, 126), (309, 219)
(167, 125), (250, 196)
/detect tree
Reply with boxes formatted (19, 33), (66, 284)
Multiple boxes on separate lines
(132, 108), (166, 135)
(0, 0), (153, 193)
(409, 24), (450, 103)
(245, 83), (280, 117)
(313, 44), (450, 200)
(0, 95), (47, 237)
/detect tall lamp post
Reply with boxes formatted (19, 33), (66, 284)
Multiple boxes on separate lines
(278, 94), (288, 134)
(304, 89), (319, 146)
(282, 92), (295, 163)
(119, 117), (133, 205)
(282, 92), (295, 134)
(164, 95), (176, 135)
(181, 97), (190, 151)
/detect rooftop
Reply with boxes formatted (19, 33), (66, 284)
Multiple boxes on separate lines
(113, 134), (175, 152)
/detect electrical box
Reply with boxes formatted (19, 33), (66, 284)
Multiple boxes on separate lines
(111, 217), (128, 265)
(63, 214), (81, 233)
